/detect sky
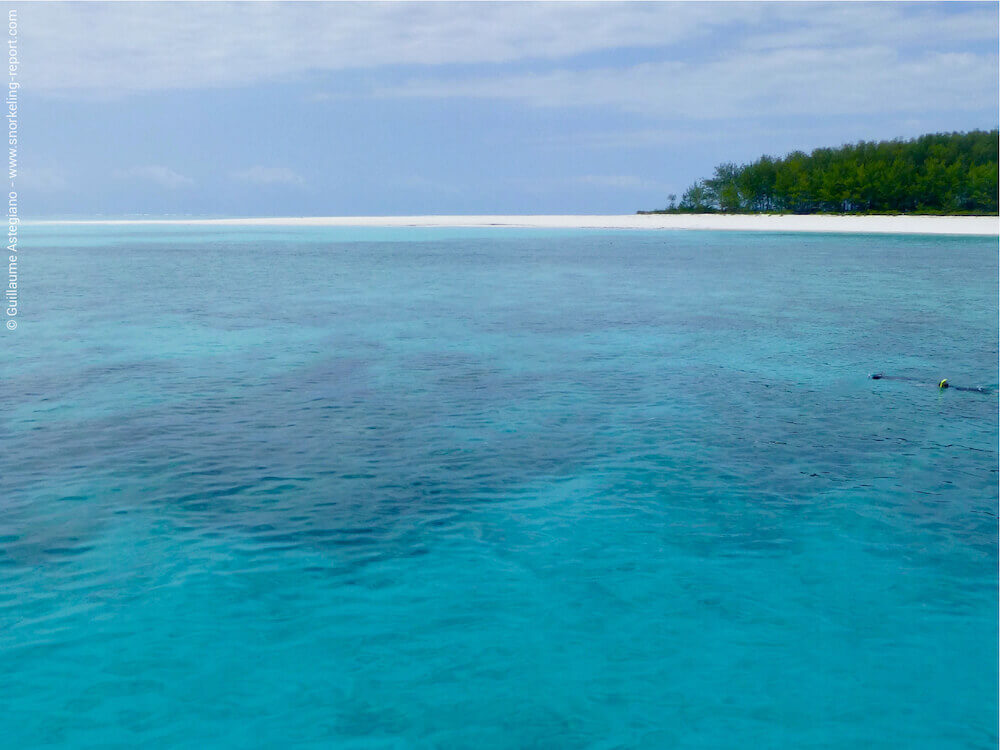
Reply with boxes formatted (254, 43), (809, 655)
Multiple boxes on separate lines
(18, 1), (1000, 218)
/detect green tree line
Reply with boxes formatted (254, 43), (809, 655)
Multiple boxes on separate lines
(642, 130), (998, 215)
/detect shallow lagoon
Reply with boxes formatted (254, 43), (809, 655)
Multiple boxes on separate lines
(3, 227), (997, 748)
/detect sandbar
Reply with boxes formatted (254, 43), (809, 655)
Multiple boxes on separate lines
(29, 214), (998, 236)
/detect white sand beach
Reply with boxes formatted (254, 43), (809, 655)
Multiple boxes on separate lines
(32, 214), (999, 236)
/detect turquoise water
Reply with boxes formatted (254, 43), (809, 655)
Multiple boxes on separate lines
(3, 226), (998, 748)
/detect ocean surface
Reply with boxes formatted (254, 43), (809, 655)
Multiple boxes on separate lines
(3, 226), (998, 748)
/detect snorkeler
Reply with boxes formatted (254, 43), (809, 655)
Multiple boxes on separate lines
(868, 373), (991, 393)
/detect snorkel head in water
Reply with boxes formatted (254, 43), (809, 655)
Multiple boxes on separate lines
(938, 379), (949, 389)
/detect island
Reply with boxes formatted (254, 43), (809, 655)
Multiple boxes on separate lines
(640, 130), (999, 216)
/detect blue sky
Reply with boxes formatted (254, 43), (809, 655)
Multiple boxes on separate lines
(20, 1), (1000, 217)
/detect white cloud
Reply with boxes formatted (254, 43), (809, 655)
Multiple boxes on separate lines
(113, 165), (193, 189)
(19, 166), (69, 192)
(511, 173), (665, 196)
(20, 1), (996, 98)
(744, 2), (998, 52)
(232, 166), (304, 186)
(14, 2), (997, 130)
(20, 2), (747, 94)
(378, 45), (997, 119)
(391, 175), (461, 193)
(574, 175), (658, 190)
(535, 128), (727, 150)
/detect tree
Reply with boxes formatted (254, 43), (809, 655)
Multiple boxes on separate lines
(647, 129), (998, 215)
(678, 181), (715, 212)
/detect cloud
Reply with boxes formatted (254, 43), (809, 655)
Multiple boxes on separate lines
(19, 166), (69, 192)
(113, 165), (193, 189)
(534, 128), (729, 150)
(20, 2), (996, 98)
(378, 45), (998, 120)
(511, 173), (665, 196)
(574, 175), (658, 190)
(232, 166), (304, 186)
(19, 2), (742, 94)
(743, 2), (999, 52)
(391, 175), (461, 194)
